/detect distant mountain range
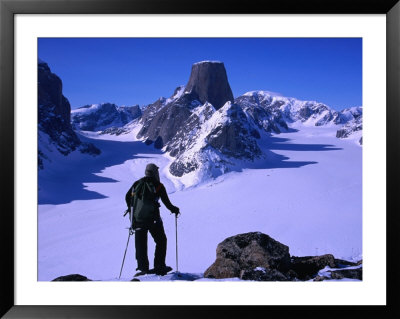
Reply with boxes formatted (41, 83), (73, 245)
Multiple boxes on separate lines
(71, 103), (142, 131)
(38, 60), (362, 179)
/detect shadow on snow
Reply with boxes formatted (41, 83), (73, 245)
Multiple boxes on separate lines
(38, 137), (163, 205)
(264, 136), (343, 152)
(39, 133), (343, 204)
(223, 134), (342, 174)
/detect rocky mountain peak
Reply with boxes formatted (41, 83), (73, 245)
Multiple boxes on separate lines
(184, 61), (234, 110)
(38, 60), (100, 169)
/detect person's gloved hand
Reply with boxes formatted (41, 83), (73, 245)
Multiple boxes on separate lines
(171, 206), (180, 217)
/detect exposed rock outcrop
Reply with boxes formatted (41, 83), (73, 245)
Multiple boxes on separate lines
(204, 232), (362, 281)
(240, 268), (292, 281)
(52, 274), (92, 281)
(204, 232), (291, 280)
(290, 254), (336, 280)
(336, 115), (362, 143)
(38, 60), (100, 169)
(330, 267), (362, 280)
(206, 103), (262, 159)
(235, 93), (288, 133)
(137, 94), (194, 146)
(38, 61), (81, 156)
(184, 61), (234, 110)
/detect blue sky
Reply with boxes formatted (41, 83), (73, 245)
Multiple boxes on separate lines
(38, 38), (362, 111)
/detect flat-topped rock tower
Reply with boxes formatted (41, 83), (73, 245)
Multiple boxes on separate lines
(184, 61), (234, 110)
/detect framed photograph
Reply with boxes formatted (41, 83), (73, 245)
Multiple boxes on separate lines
(1, 0), (399, 317)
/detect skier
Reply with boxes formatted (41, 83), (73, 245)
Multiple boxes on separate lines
(125, 163), (180, 276)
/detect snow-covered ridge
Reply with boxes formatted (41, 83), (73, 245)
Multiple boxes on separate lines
(71, 103), (107, 114)
(71, 102), (142, 132)
(241, 90), (361, 116)
(237, 90), (362, 130)
(243, 90), (285, 98)
(193, 60), (223, 65)
(164, 85), (186, 105)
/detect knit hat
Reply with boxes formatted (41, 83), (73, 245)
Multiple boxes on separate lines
(145, 163), (160, 182)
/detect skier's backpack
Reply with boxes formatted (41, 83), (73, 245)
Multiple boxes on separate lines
(131, 178), (161, 223)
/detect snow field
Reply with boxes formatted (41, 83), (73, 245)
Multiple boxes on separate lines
(38, 124), (361, 281)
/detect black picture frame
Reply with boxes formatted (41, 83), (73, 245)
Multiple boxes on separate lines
(1, 0), (399, 318)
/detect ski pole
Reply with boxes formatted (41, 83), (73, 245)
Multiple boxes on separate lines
(119, 230), (131, 279)
(175, 213), (179, 273)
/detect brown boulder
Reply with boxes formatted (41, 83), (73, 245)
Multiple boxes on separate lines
(204, 232), (290, 279)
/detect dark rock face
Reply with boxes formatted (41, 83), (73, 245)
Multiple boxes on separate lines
(38, 60), (100, 169)
(52, 274), (92, 281)
(38, 61), (81, 154)
(204, 232), (291, 280)
(290, 254), (336, 280)
(336, 129), (346, 138)
(207, 103), (262, 159)
(167, 102), (263, 178)
(139, 97), (167, 129)
(138, 99), (194, 144)
(120, 105), (142, 119)
(137, 87), (200, 146)
(166, 102), (215, 157)
(184, 61), (234, 110)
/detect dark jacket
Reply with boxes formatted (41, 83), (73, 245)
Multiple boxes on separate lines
(125, 177), (178, 216)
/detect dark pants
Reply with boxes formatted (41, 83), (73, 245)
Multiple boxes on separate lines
(134, 218), (167, 271)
